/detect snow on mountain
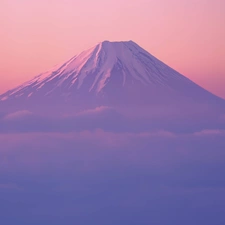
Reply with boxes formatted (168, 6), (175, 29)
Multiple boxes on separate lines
(0, 41), (191, 97)
(0, 40), (224, 113)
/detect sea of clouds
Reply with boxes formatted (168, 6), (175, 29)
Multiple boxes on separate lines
(0, 107), (225, 225)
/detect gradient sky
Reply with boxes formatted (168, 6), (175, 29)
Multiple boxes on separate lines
(1, 0), (225, 98)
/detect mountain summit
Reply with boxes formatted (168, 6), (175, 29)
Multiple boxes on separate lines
(0, 40), (224, 113)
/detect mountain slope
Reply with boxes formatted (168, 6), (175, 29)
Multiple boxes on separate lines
(0, 40), (224, 113)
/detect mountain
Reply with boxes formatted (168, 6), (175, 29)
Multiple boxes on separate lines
(0, 40), (224, 114)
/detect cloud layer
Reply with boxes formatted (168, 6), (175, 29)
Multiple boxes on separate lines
(1, 106), (225, 134)
(0, 106), (225, 224)
(1, 128), (225, 225)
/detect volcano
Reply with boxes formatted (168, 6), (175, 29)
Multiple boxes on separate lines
(0, 40), (224, 114)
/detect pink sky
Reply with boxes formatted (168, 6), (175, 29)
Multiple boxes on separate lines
(1, 0), (225, 98)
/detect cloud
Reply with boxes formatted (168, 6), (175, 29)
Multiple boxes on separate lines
(0, 130), (225, 175)
(1, 106), (225, 134)
(74, 106), (113, 116)
(3, 110), (33, 121)
(194, 129), (225, 136)
(0, 106), (225, 224)
(0, 107), (128, 133)
(0, 130), (225, 224)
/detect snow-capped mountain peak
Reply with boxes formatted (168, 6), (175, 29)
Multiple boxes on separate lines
(0, 40), (188, 100)
(0, 40), (224, 112)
